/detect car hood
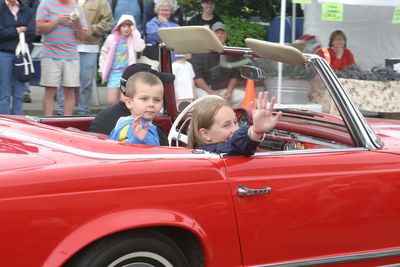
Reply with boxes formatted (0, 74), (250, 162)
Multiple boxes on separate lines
(0, 139), (56, 172)
(0, 117), (208, 171)
(368, 118), (400, 149)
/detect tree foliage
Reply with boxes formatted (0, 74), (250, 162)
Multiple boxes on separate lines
(179, 0), (279, 22)
(222, 16), (267, 47)
(215, 0), (277, 22)
(178, 0), (304, 22)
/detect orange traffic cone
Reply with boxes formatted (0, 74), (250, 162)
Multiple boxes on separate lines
(241, 79), (255, 109)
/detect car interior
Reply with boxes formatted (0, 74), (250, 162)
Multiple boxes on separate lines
(15, 26), (361, 154)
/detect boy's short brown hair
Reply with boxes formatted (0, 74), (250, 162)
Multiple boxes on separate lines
(125, 72), (164, 98)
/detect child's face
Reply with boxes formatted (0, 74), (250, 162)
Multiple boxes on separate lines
(125, 81), (164, 121)
(200, 105), (239, 143)
(120, 24), (133, 38)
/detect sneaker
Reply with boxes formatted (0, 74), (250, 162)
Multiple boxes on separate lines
(23, 94), (32, 103)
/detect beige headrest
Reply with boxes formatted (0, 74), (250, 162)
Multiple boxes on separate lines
(245, 38), (307, 65)
(158, 26), (224, 54)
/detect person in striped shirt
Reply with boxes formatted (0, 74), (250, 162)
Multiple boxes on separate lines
(36, 0), (87, 115)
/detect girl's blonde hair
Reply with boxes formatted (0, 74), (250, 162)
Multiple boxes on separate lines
(187, 99), (230, 149)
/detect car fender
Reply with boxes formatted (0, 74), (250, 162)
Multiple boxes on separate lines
(42, 208), (209, 267)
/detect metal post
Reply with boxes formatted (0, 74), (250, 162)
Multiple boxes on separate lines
(277, 0), (287, 105)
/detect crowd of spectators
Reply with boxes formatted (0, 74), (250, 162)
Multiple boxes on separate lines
(0, 0), (230, 115)
(0, 0), (361, 116)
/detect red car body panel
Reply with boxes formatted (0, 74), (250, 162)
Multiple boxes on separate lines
(368, 118), (400, 150)
(2, 114), (400, 266)
(1, 37), (400, 266)
(226, 151), (400, 266)
(1, 118), (244, 266)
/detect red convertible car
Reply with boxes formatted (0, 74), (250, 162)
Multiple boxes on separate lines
(1, 27), (400, 267)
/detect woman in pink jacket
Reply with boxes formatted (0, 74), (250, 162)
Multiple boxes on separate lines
(99, 14), (145, 105)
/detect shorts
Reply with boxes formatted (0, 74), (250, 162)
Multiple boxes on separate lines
(40, 58), (80, 87)
(107, 69), (123, 88)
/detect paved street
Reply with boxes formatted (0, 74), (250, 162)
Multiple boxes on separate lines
(24, 85), (109, 116)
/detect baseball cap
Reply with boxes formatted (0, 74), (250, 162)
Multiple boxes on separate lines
(211, 21), (226, 32)
(120, 63), (175, 95)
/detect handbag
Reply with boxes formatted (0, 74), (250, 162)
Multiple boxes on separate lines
(14, 32), (35, 82)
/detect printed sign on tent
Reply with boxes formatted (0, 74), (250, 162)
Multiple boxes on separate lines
(392, 6), (400, 23)
(321, 3), (343, 21)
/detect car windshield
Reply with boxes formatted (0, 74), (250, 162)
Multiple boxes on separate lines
(190, 52), (348, 127)
(165, 48), (357, 150)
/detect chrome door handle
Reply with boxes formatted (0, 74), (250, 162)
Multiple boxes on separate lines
(237, 186), (272, 197)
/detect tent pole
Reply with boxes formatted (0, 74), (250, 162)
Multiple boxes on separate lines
(292, 3), (296, 42)
(277, 0), (287, 105)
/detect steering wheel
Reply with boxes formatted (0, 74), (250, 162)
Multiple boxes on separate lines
(168, 95), (224, 147)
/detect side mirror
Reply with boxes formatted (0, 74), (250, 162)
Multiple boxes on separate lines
(241, 65), (263, 81)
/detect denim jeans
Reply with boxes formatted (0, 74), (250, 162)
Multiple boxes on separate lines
(24, 84), (31, 96)
(0, 51), (27, 115)
(56, 52), (98, 115)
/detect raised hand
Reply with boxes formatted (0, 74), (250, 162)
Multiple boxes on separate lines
(158, 15), (168, 23)
(223, 89), (232, 100)
(132, 116), (149, 141)
(250, 91), (281, 136)
(70, 8), (80, 21)
(58, 14), (70, 24)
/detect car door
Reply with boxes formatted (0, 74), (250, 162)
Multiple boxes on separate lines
(225, 149), (400, 266)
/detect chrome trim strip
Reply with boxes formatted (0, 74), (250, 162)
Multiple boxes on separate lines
(253, 147), (368, 157)
(254, 249), (400, 267)
(0, 129), (220, 160)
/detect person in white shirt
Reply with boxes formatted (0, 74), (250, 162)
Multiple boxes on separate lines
(172, 53), (196, 111)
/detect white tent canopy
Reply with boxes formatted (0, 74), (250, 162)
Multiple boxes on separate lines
(318, 0), (400, 6)
(303, 0), (400, 69)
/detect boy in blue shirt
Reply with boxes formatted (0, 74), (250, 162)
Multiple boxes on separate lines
(109, 72), (164, 145)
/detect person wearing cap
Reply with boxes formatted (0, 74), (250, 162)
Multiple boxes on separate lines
(89, 63), (174, 146)
(190, 22), (245, 108)
(187, 0), (223, 29)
